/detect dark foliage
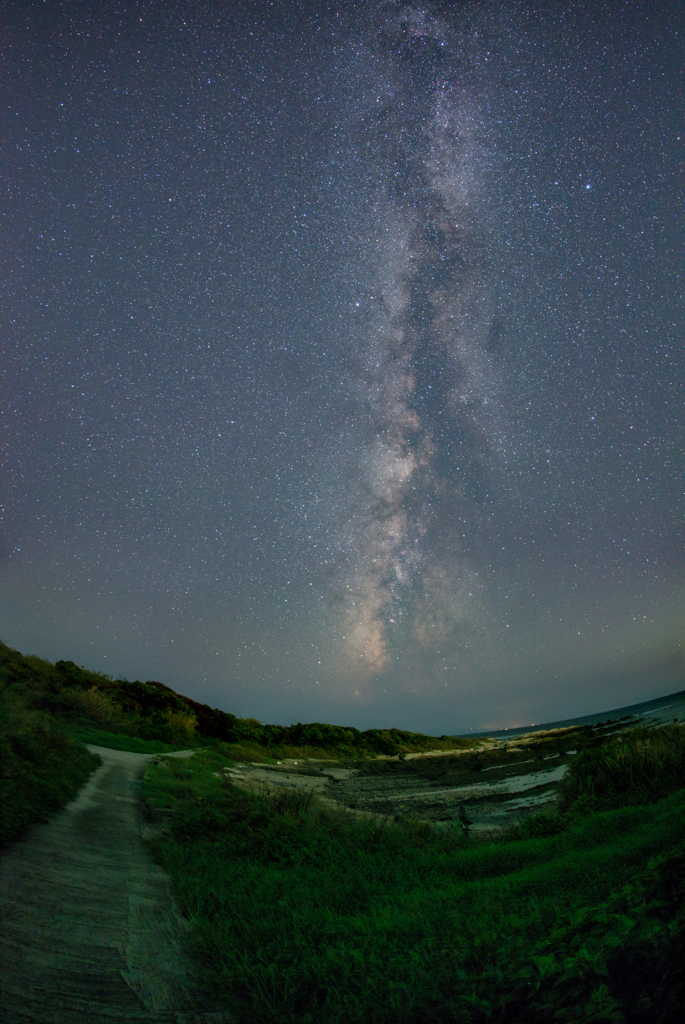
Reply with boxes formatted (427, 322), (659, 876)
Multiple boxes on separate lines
(1, 639), (473, 758)
(559, 725), (685, 813)
(0, 723), (100, 848)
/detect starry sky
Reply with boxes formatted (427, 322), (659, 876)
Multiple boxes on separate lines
(1, 0), (683, 734)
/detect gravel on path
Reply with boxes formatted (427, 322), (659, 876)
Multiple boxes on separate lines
(0, 745), (232, 1024)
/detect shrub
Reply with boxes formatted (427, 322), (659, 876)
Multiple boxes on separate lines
(163, 709), (198, 740)
(63, 685), (123, 727)
(558, 725), (685, 813)
(0, 722), (100, 848)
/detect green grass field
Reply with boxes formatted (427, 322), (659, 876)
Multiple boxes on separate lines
(61, 721), (201, 754)
(0, 721), (101, 850)
(2, 638), (683, 1021)
(144, 736), (684, 1023)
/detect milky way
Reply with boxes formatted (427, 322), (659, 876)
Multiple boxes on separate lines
(326, 9), (499, 686)
(1, 1), (683, 732)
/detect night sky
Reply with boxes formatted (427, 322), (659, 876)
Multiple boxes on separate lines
(2, 1), (683, 734)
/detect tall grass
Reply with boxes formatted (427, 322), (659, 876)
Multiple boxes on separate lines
(0, 636), (479, 858)
(145, 730), (685, 1023)
(3, 636), (683, 1020)
(0, 639), (482, 759)
(558, 724), (685, 812)
(0, 691), (101, 849)
(62, 722), (201, 753)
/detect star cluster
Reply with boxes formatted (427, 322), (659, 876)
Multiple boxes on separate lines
(1, 1), (683, 732)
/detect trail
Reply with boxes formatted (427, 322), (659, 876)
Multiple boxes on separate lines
(0, 745), (231, 1024)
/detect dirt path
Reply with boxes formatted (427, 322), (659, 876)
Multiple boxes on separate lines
(0, 746), (232, 1024)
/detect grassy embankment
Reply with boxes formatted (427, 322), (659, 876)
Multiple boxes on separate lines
(0, 638), (478, 848)
(144, 727), (685, 1024)
(0, 647), (101, 848)
(3, 638), (683, 1020)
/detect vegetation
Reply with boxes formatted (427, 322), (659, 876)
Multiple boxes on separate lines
(0, 637), (478, 847)
(144, 733), (685, 1024)
(2, 637), (683, 1021)
(61, 723), (188, 755)
(0, 639), (480, 760)
(557, 724), (685, 812)
(0, 656), (101, 849)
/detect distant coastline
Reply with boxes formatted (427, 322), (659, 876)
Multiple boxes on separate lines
(466, 688), (685, 739)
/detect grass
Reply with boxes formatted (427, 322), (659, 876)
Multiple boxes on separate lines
(61, 721), (201, 754)
(0, 720), (101, 850)
(144, 728), (685, 1024)
(557, 724), (685, 812)
(0, 637), (480, 854)
(2, 637), (683, 1020)
(0, 638), (483, 760)
(0, 653), (103, 848)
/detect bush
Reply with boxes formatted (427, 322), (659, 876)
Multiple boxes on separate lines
(62, 685), (123, 727)
(558, 725), (685, 813)
(505, 809), (569, 840)
(0, 722), (101, 848)
(147, 754), (685, 1024)
(163, 709), (198, 740)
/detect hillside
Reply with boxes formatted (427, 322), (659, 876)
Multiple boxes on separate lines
(2, 639), (684, 1022)
(0, 639), (479, 759)
(0, 638), (483, 848)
